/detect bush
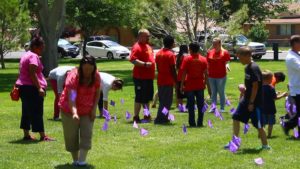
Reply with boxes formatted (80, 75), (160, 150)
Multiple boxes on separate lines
(248, 23), (269, 42)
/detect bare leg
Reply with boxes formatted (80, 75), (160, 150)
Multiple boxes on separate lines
(151, 91), (158, 108)
(258, 128), (268, 146)
(78, 149), (88, 162)
(71, 151), (79, 162)
(233, 120), (240, 137)
(134, 102), (142, 117)
(267, 125), (273, 138)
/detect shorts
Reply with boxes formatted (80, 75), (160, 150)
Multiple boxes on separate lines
(232, 101), (263, 129)
(263, 114), (276, 125)
(176, 81), (185, 99)
(133, 78), (154, 104)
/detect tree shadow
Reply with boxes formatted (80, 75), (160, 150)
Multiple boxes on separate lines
(0, 73), (19, 92)
(55, 163), (95, 169)
(286, 136), (300, 141)
(9, 139), (39, 145)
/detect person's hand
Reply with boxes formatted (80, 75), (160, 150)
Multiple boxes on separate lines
(283, 92), (289, 97)
(38, 88), (45, 97)
(248, 104), (254, 112)
(180, 85), (184, 94)
(72, 113), (80, 123)
(145, 62), (152, 67)
(226, 64), (231, 72)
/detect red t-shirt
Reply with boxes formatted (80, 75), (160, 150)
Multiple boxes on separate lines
(176, 54), (187, 81)
(206, 49), (230, 78)
(181, 54), (208, 91)
(129, 42), (155, 80)
(155, 48), (176, 86)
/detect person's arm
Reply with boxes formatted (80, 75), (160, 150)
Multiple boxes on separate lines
(276, 92), (288, 100)
(171, 65), (177, 83)
(248, 81), (258, 112)
(29, 64), (45, 97)
(131, 59), (152, 67)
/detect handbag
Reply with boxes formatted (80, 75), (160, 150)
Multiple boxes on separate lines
(10, 85), (20, 101)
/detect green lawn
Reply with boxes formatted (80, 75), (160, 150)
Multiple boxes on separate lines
(0, 58), (299, 169)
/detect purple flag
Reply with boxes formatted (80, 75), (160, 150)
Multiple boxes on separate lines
(168, 113), (175, 121)
(162, 107), (169, 116)
(208, 120), (213, 128)
(244, 124), (250, 134)
(182, 124), (187, 134)
(125, 111), (131, 120)
(140, 128), (149, 136)
(298, 117), (300, 127)
(254, 158), (264, 165)
(230, 108), (236, 115)
(178, 104), (187, 112)
(102, 122), (108, 131)
(144, 108), (151, 116)
(133, 121), (139, 129)
(293, 105), (297, 113)
(110, 100), (116, 107)
(226, 99), (231, 106)
(294, 128), (299, 138)
(232, 135), (241, 147)
(103, 109), (111, 121)
(211, 102), (216, 109)
(214, 109), (220, 118)
(70, 90), (77, 102)
(202, 105), (208, 113)
(285, 101), (291, 113)
(219, 112), (224, 120)
(229, 141), (239, 153)
(121, 98), (125, 105)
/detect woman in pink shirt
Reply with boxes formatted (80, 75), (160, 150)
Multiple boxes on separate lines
(59, 56), (100, 167)
(16, 36), (54, 141)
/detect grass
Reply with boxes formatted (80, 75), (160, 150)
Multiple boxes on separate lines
(0, 58), (299, 169)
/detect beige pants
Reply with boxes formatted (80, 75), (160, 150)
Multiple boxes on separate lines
(61, 112), (94, 152)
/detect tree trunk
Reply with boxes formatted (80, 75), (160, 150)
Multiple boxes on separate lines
(42, 34), (57, 76)
(0, 48), (5, 69)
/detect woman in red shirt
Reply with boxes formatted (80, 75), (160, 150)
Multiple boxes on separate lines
(59, 56), (100, 166)
(176, 45), (188, 107)
(207, 38), (230, 113)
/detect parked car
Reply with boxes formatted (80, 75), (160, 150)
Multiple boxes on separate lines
(85, 40), (130, 59)
(57, 39), (80, 58)
(219, 34), (266, 59)
(87, 35), (112, 42)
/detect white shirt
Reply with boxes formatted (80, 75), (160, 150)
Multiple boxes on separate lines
(286, 50), (300, 96)
(48, 66), (75, 93)
(99, 72), (116, 101)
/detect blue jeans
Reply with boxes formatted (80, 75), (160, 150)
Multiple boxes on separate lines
(186, 90), (204, 126)
(208, 77), (227, 110)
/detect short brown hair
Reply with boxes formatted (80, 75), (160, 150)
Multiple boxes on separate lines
(236, 46), (252, 57)
(262, 70), (273, 81)
(138, 29), (150, 36)
(290, 35), (300, 46)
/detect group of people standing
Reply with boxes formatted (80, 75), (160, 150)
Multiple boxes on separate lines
(130, 29), (230, 127)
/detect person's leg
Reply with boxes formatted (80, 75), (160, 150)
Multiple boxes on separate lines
(98, 91), (104, 117)
(233, 120), (240, 137)
(50, 80), (60, 119)
(61, 112), (80, 162)
(186, 91), (196, 126)
(216, 77), (227, 110)
(155, 86), (173, 123)
(258, 128), (268, 146)
(151, 91), (158, 108)
(30, 87), (46, 137)
(133, 78), (142, 120)
(19, 86), (32, 138)
(206, 78), (212, 98)
(268, 125), (273, 138)
(252, 107), (269, 146)
(79, 116), (94, 164)
(195, 90), (204, 126)
(208, 78), (217, 110)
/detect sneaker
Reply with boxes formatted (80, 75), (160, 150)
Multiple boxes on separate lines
(53, 117), (60, 121)
(224, 142), (230, 149)
(40, 135), (55, 141)
(256, 145), (271, 150)
(23, 135), (36, 141)
(220, 109), (226, 113)
(77, 161), (87, 167)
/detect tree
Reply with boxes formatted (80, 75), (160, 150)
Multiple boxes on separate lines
(248, 23), (269, 42)
(0, 0), (30, 69)
(35, 0), (66, 75)
(66, 0), (135, 56)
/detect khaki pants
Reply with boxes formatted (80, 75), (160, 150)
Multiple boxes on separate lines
(61, 112), (94, 152)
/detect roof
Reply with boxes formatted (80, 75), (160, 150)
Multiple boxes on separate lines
(265, 18), (300, 24)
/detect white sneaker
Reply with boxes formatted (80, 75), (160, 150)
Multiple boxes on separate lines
(221, 109), (226, 113)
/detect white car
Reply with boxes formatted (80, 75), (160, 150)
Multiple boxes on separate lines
(86, 40), (130, 59)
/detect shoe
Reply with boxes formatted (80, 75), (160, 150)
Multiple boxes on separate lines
(72, 161), (78, 166)
(220, 109), (226, 113)
(133, 116), (141, 123)
(23, 135), (36, 141)
(53, 117), (60, 121)
(40, 135), (55, 141)
(256, 145), (271, 150)
(143, 115), (152, 121)
(77, 161), (87, 167)
(224, 142), (230, 149)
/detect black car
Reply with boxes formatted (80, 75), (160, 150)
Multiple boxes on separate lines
(87, 35), (112, 42)
(57, 39), (80, 58)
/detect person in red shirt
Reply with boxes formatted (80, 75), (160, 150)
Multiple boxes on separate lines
(207, 38), (230, 113)
(180, 42), (208, 127)
(154, 35), (177, 124)
(129, 29), (155, 122)
(176, 45), (188, 108)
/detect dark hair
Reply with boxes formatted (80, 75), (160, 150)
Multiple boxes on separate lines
(290, 35), (300, 46)
(163, 35), (175, 49)
(236, 46), (252, 57)
(112, 79), (124, 90)
(30, 36), (44, 49)
(274, 71), (286, 82)
(189, 42), (200, 53)
(176, 45), (188, 69)
(79, 55), (97, 86)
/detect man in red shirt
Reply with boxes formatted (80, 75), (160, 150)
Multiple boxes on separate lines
(180, 42), (208, 127)
(207, 38), (230, 113)
(154, 35), (177, 124)
(129, 29), (155, 122)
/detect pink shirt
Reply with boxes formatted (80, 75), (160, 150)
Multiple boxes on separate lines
(58, 68), (101, 116)
(16, 51), (47, 88)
